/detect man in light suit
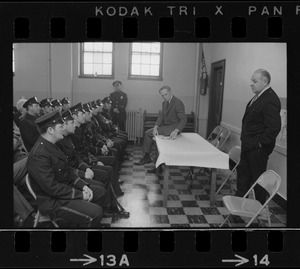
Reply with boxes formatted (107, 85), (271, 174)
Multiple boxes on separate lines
(136, 85), (187, 166)
(236, 69), (281, 204)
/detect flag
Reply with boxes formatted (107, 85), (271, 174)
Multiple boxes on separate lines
(200, 51), (208, 95)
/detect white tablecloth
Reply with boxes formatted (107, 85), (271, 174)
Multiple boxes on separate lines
(155, 133), (229, 169)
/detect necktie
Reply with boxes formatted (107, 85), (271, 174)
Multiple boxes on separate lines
(166, 101), (169, 110)
(249, 95), (258, 106)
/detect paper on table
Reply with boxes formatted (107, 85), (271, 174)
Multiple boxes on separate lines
(155, 133), (229, 169)
(153, 135), (171, 141)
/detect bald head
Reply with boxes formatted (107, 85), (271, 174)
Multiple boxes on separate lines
(254, 69), (271, 85)
(250, 69), (271, 95)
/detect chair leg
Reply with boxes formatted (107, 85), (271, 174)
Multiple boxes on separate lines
(220, 215), (230, 227)
(215, 175), (230, 196)
(51, 221), (59, 228)
(266, 206), (271, 227)
(186, 167), (196, 189)
(246, 216), (258, 227)
(33, 212), (40, 228)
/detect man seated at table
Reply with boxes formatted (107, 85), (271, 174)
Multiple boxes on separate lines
(136, 85), (187, 171)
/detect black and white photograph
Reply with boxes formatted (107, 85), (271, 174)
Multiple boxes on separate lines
(12, 42), (287, 228)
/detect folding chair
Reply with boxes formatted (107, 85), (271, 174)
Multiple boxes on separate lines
(214, 145), (241, 196)
(25, 174), (59, 228)
(220, 170), (281, 227)
(207, 125), (223, 144)
(217, 127), (231, 151)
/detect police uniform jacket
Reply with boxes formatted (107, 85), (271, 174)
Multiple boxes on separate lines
(19, 113), (40, 152)
(109, 91), (127, 113)
(95, 113), (111, 133)
(56, 136), (91, 178)
(27, 137), (89, 215)
(91, 116), (109, 139)
(80, 122), (106, 155)
(100, 110), (118, 133)
(69, 126), (99, 165)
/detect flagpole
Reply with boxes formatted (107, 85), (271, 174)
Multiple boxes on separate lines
(194, 43), (203, 133)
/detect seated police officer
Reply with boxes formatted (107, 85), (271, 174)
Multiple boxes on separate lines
(39, 98), (54, 116)
(61, 97), (71, 112)
(19, 97), (41, 152)
(57, 110), (129, 218)
(51, 99), (63, 113)
(27, 110), (108, 228)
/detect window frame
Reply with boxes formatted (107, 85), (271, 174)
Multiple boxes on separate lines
(79, 42), (115, 79)
(128, 42), (163, 81)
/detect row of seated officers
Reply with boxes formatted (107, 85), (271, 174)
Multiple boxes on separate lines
(14, 96), (130, 227)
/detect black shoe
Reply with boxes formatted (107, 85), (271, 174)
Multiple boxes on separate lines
(135, 156), (152, 165)
(147, 166), (163, 175)
(147, 168), (157, 174)
(110, 206), (130, 218)
(118, 179), (124, 185)
(103, 208), (114, 218)
(116, 191), (124, 197)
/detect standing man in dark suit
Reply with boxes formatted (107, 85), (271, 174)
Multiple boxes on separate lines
(136, 85), (187, 166)
(236, 69), (281, 203)
(109, 80), (128, 131)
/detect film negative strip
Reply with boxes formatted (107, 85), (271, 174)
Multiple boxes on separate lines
(0, 0), (299, 267)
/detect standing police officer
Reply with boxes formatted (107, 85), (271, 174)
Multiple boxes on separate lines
(109, 80), (127, 131)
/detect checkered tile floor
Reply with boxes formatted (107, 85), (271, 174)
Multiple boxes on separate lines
(101, 143), (286, 228)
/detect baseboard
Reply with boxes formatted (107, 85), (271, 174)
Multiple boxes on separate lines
(272, 193), (286, 211)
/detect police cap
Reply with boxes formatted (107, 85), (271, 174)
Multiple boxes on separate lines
(113, 80), (122, 86)
(61, 97), (70, 105)
(51, 99), (62, 107)
(69, 102), (85, 115)
(83, 103), (92, 113)
(34, 110), (65, 128)
(96, 99), (103, 106)
(61, 110), (74, 122)
(102, 97), (112, 104)
(23, 97), (40, 108)
(40, 98), (52, 108)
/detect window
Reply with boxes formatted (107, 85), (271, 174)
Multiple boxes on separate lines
(129, 42), (163, 80)
(80, 42), (114, 78)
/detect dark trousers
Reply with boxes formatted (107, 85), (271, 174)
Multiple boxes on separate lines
(85, 171), (117, 207)
(91, 164), (123, 196)
(14, 186), (34, 221)
(112, 112), (126, 131)
(54, 184), (107, 228)
(143, 126), (176, 154)
(236, 147), (270, 204)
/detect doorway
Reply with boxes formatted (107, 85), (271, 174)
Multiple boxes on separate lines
(206, 59), (226, 137)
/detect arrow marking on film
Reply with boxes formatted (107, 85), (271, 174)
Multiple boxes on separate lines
(222, 254), (249, 267)
(70, 254), (97, 266)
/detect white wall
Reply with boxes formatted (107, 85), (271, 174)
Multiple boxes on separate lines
(13, 43), (50, 103)
(13, 43), (73, 105)
(72, 43), (197, 113)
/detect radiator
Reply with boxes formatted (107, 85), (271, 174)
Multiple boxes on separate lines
(126, 109), (144, 143)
